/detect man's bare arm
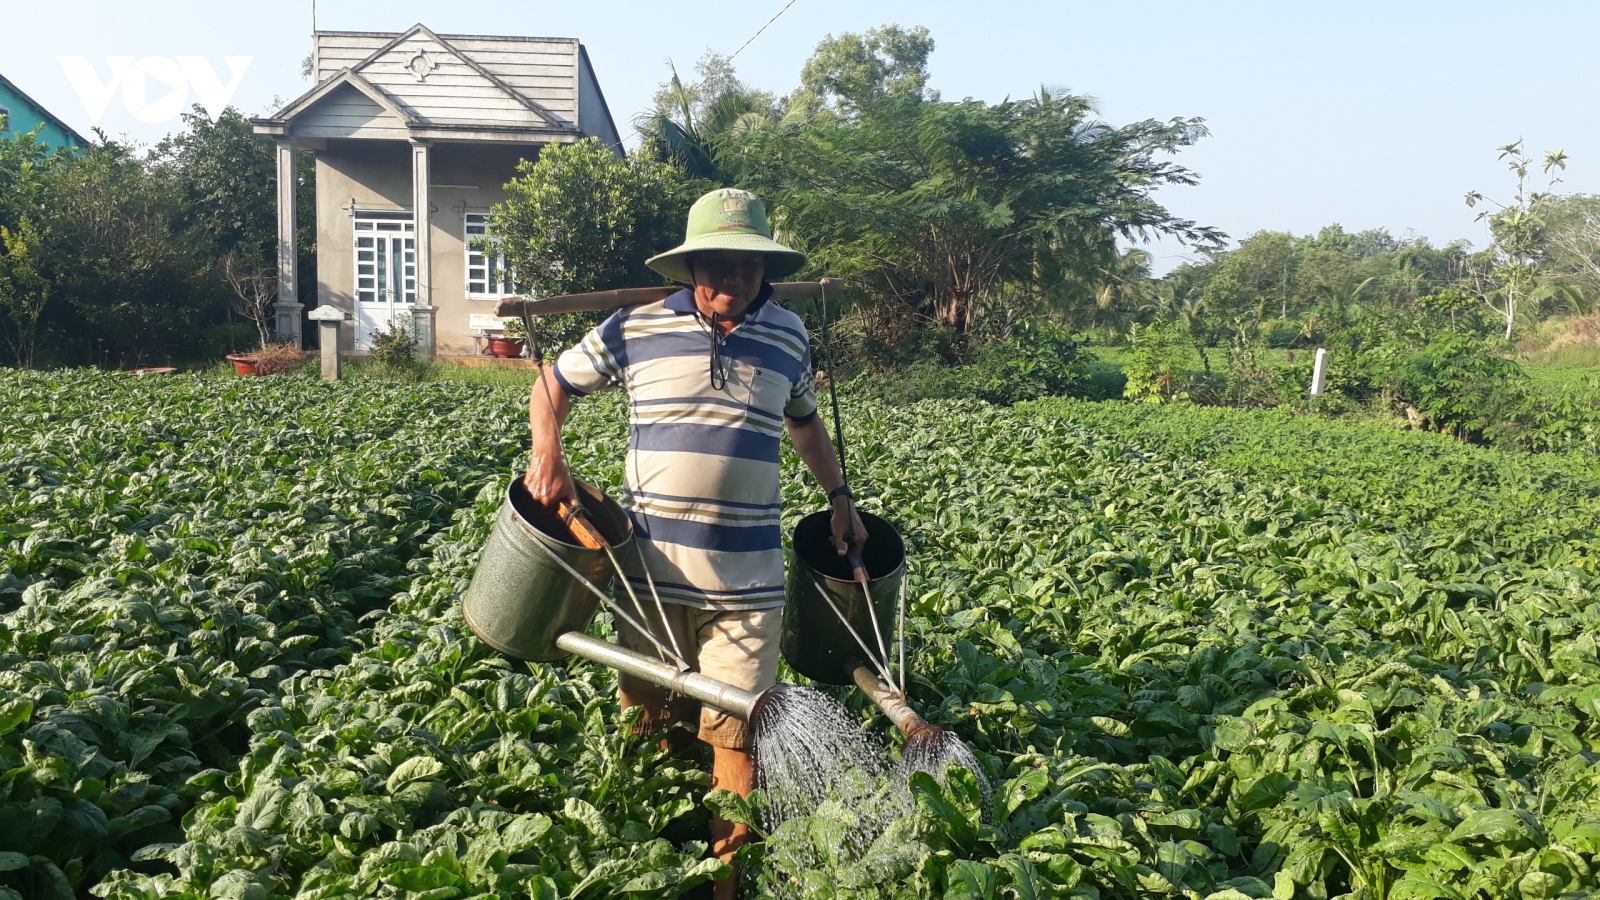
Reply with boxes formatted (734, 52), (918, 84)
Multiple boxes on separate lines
(524, 372), (577, 506)
(787, 414), (866, 555)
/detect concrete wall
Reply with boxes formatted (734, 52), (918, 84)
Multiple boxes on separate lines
(427, 143), (538, 355)
(314, 139), (540, 355)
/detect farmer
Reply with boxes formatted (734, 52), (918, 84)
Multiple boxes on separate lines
(522, 187), (863, 896)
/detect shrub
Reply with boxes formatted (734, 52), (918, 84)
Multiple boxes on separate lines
(1355, 333), (1529, 444)
(1122, 321), (1193, 403)
(843, 322), (1087, 406)
(960, 321), (1085, 404)
(1259, 317), (1303, 349)
(370, 316), (417, 366)
(249, 341), (306, 375)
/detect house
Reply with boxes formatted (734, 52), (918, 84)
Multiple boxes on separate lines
(251, 24), (622, 355)
(0, 72), (88, 152)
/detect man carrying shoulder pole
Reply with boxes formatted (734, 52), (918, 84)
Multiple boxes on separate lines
(522, 188), (864, 897)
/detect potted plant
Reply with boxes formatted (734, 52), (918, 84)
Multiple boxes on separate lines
(226, 353), (260, 375)
(488, 317), (527, 358)
(227, 341), (305, 376)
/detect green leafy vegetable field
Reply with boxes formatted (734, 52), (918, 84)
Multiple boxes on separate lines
(3, 371), (1598, 900)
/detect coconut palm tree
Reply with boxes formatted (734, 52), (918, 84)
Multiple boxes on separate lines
(635, 65), (780, 186)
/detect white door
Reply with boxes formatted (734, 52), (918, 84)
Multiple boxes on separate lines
(354, 214), (416, 350)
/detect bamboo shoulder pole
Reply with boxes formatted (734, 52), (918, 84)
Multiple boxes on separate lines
(496, 277), (845, 317)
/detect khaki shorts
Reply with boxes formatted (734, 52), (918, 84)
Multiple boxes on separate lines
(614, 604), (782, 750)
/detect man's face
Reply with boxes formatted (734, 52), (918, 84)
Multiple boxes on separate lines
(688, 250), (765, 319)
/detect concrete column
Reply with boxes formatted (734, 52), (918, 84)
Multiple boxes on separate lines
(410, 139), (434, 358)
(307, 306), (346, 380)
(273, 139), (302, 343)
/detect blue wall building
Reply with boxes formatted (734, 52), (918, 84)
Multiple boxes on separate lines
(0, 72), (87, 152)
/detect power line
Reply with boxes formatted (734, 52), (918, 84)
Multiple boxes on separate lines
(728, 0), (801, 62)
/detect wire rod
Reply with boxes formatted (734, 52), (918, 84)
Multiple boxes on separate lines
(896, 571), (907, 694)
(861, 567), (892, 683)
(605, 541), (688, 670)
(632, 538), (687, 666)
(808, 570), (897, 690)
(819, 288), (849, 484)
(729, 0), (801, 62)
(527, 526), (682, 665)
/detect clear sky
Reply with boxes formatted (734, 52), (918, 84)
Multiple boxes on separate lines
(7, 1), (1599, 272)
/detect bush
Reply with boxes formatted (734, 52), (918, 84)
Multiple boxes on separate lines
(370, 317), (417, 365)
(960, 321), (1085, 404)
(1259, 317), (1304, 349)
(1354, 333), (1526, 443)
(843, 322), (1087, 406)
(1122, 321), (1193, 403)
(249, 341), (306, 375)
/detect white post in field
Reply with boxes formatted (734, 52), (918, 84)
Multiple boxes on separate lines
(1310, 347), (1329, 397)
(307, 306), (346, 380)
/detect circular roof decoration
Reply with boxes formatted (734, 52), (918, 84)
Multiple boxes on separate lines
(407, 49), (439, 82)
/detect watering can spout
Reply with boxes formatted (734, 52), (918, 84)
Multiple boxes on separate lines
(849, 663), (937, 738)
(554, 631), (770, 722)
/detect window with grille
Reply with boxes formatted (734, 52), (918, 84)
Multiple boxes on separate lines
(465, 213), (511, 298)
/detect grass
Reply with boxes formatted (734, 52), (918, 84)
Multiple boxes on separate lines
(1522, 343), (1600, 367)
(334, 357), (544, 387)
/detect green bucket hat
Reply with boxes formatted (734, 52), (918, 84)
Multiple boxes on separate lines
(646, 188), (807, 284)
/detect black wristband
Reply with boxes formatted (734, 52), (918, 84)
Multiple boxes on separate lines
(828, 485), (853, 502)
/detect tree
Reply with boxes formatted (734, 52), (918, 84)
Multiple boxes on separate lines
(219, 249), (278, 348)
(492, 138), (690, 324)
(0, 126), (54, 234)
(492, 139), (691, 351)
(156, 107), (278, 260)
(636, 55), (780, 186)
(1465, 140), (1568, 340)
(1200, 230), (1296, 323)
(737, 63), (1221, 338)
(0, 218), (50, 367)
(1543, 194), (1600, 312)
(796, 24), (936, 114)
(0, 128), (57, 367)
(38, 140), (218, 364)
(157, 105), (318, 333)
(1148, 278), (1211, 372)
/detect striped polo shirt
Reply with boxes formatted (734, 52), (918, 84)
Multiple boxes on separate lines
(550, 283), (818, 610)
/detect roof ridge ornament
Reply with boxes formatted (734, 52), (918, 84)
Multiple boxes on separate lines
(407, 49), (438, 82)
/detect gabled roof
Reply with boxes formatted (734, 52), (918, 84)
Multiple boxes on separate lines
(262, 67), (421, 128)
(345, 23), (568, 129)
(0, 72), (89, 147)
(253, 23), (613, 145)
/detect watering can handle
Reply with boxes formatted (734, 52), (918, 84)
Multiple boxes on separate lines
(559, 500), (610, 550)
(847, 547), (871, 588)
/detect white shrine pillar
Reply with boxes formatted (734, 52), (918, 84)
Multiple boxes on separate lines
(1310, 347), (1329, 397)
(308, 306), (346, 380)
(409, 139), (435, 358)
(272, 139), (303, 343)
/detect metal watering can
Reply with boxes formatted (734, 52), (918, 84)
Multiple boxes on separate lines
(783, 510), (937, 739)
(461, 478), (769, 721)
(461, 481), (935, 736)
